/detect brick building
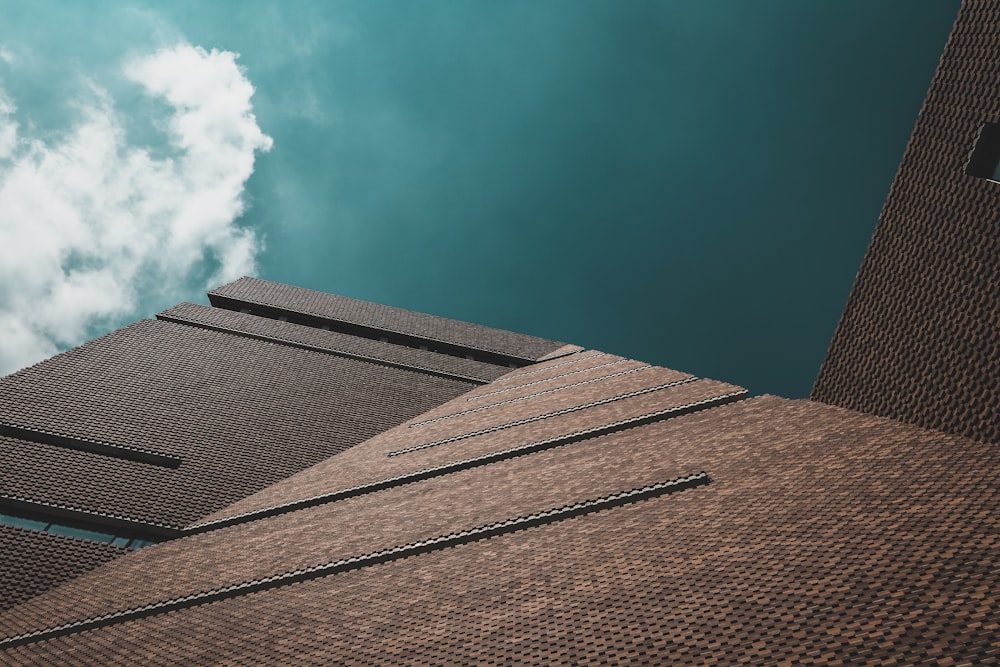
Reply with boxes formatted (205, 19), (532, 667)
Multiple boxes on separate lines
(1, 2), (998, 664)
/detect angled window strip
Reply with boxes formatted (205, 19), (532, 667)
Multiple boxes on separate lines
(409, 364), (663, 428)
(466, 358), (633, 401)
(157, 313), (493, 385)
(207, 288), (545, 366)
(0, 473), (711, 650)
(392, 383), (748, 457)
(0, 422), (181, 468)
(185, 393), (742, 535)
(208, 277), (569, 363)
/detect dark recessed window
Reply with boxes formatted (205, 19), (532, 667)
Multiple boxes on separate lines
(0, 512), (156, 548)
(966, 122), (1000, 181)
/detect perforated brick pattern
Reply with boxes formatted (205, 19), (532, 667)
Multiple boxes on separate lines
(158, 302), (509, 383)
(0, 526), (125, 612)
(0, 364), (741, 634)
(812, 1), (1000, 445)
(0, 319), (475, 528)
(209, 277), (567, 362)
(196, 368), (733, 525)
(3, 397), (998, 665)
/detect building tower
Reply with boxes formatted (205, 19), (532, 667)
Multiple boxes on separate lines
(813, 0), (1000, 445)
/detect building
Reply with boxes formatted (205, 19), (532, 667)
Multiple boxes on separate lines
(1, 2), (998, 664)
(812, 0), (1000, 446)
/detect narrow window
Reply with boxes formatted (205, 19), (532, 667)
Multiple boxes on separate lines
(0, 513), (48, 531)
(966, 122), (1000, 181)
(46, 525), (116, 543)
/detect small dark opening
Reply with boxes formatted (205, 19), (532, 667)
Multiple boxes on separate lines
(966, 122), (1000, 181)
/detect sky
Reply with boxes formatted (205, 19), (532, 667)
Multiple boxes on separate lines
(0, 0), (959, 397)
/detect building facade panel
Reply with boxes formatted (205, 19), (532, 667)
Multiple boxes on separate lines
(3, 397), (997, 664)
(0, 319), (476, 529)
(159, 302), (510, 383)
(813, 1), (1000, 444)
(196, 376), (742, 526)
(209, 276), (568, 363)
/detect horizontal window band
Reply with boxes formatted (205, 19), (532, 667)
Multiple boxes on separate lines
(207, 295), (537, 368)
(0, 423), (181, 468)
(411, 364), (662, 428)
(1, 473), (710, 649)
(391, 384), (746, 457)
(466, 358), (635, 401)
(0, 511), (157, 550)
(185, 391), (745, 535)
(0, 496), (179, 542)
(156, 314), (491, 385)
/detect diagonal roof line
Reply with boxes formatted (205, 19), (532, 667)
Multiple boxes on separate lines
(465, 357), (631, 400)
(391, 380), (738, 456)
(0, 473), (711, 651)
(157, 313), (492, 385)
(408, 363), (656, 427)
(183, 390), (746, 535)
(487, 350), (605, 385)
(208, 277), (565, 364)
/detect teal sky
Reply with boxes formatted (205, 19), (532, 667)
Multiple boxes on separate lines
(0, 1), (958, 396)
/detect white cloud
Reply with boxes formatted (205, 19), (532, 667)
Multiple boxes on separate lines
(0, 44), (272, 375)
(0, 90), (15, 159)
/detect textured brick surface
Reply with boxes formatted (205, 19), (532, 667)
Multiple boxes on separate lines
(0, 527), (125, 613)
(0, 319), (474, 528)
(159, 302), (509, 383)
(813, 1), (1000, 445)
(456, 350), (621, 399)
(485, 349), (607, 384)
(8, 6), (1000, 656)
(209, 277), (567, 362)
(0, 409), (710, 633)
(404, 359), (650, 427)
(3, 396), (998, 664)
(459, 354), (647, 405)
(197, 365), (728, 524)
